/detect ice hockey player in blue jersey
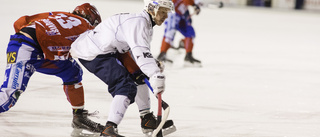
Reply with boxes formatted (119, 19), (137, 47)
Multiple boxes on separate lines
(157, 0), (202, 67)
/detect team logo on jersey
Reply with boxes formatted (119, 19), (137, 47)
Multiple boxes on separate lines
(65, 35), (79, 41)
(143, 52), (153, 58)
(47, 46), (70, 52)
(42, 19), (61, 36)
(7, 52), (17, 63)
(12, 62), (23, 89)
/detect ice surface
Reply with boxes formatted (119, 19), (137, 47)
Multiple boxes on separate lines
(1, 0), (320, 137)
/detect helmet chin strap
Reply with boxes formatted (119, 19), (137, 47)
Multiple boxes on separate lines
(151, 12), (157, 22)
(151, 8), (159, 22)
(147, 8), (157, 23)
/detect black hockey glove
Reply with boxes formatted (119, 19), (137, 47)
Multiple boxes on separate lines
(179, 19), (187, 28)
(193, 4), (201, 15)
(131, 70), (149, 85)
(155, 59), (165, 73)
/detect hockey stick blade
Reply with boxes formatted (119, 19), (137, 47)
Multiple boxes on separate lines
(209, 1), (224, 8)
(144, 78), (171, 137)
(153, 102), (170, 137)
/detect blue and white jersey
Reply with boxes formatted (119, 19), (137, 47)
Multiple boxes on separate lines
(71, 10), (160, 77)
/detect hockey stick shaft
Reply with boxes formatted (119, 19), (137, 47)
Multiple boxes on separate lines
(144, 78), (170, 137)
(144, 78), (169, 109)
(156, 94), (163, 137)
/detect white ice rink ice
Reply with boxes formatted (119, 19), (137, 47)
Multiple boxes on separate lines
(1, 0), (320, 137)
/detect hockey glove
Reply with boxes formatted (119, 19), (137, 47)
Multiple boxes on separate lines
(131, 70), (149, 85)
(149, 73), (165, 96)
(155, 59), (165, 73)
(179, 19), (187, 28)
(193, 4), (201, 15)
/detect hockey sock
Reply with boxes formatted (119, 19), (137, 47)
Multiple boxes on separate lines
(185, 37), (194, 53)
(107, 95), (130, 125)
(135, 84), (151, 116)
(63, 82), (85, 109)
(160, 37), (171, 52)
(139, 109), (151, 117)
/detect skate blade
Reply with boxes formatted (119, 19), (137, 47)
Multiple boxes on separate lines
(163, 125), (177, 136)
(142, 128), (153, 136)
(71, 128), (100, 137)
(143, 125), (177, 137)
(184, 61), (202, 67)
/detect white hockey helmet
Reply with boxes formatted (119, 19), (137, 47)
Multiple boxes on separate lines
(145, 0), (174, 16)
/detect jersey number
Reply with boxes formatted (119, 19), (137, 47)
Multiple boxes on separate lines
(54, 13), (81, 29)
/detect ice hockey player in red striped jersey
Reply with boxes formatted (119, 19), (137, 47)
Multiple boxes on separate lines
(0, 3), (104, 136)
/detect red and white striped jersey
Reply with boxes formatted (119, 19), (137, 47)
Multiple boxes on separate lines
(14, 12), (94, 60)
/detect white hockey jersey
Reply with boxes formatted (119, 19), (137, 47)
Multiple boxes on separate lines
(70, 10), (160, 77)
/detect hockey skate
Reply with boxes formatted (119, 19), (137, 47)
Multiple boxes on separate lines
(170, 39), (185, 50)
(100, 122), (125, 137)
(141, 112), (176, 137)
(71, 109), (105, 137)
(178, 39), (185, 49)
(157, 52), (173, 63)
(184, 52), (202, 67)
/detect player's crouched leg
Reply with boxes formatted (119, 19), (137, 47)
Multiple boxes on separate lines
(63, 82), (85, 108)
(0, 89), (23, 113)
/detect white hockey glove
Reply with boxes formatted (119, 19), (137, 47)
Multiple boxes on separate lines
(193, 4), (201, 15)
(149, 73), (165, 96)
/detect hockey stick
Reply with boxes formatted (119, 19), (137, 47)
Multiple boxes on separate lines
(206, 1), (224, 9)
(144, 78), (170, 137)
(156, 93), (163, 137)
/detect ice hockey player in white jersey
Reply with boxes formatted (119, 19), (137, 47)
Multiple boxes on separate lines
(70, 0), (174, 136)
